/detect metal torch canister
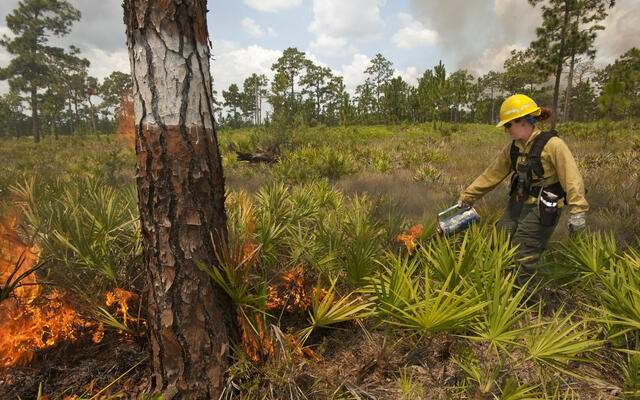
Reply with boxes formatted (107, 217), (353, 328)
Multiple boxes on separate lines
(437, 204), (481, 235)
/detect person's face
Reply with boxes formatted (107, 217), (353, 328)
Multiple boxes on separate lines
(504, 118), (533, 141)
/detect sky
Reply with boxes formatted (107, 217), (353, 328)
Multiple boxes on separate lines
(1, 0), (639, 96)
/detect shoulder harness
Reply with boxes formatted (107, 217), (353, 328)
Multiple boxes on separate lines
(508, 130), (565, 199)
(509, 130), (557, 177)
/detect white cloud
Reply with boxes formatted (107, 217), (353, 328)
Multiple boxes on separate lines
(395, 66), (420, 86)
(392, 13), (439, 49)
(211, 40), (282, 93)
(243, 0), (302, 12)
(308, 0), (384, 61)
(337, 53), (371, 94)
(241, 17), (266, 37)
(0, 25), (12, 38)
(309, 0), (384, 39)
(309, 33), (358, 58)
(0, 25), (14, 76)
(85, 48), (130, 82)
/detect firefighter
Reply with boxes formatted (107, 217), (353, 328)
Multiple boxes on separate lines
(458, 94), (588, 271)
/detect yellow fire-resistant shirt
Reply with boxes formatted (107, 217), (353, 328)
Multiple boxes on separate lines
(458, 129), (589, 215)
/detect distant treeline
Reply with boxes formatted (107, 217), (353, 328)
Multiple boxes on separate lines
(216, 46), (640, 130)
(215, 0), (639, 129)
(1, 0), (638, 140)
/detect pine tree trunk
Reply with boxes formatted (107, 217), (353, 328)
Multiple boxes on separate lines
(31, 88), (40, 143)
(552, 0), (571, 128)
(562, 50), (576, 123)
(73, 97), (80, 134)
(124, 1), (234, 398)
(87, 97), (97, 133)
(490, 86), (495, 124)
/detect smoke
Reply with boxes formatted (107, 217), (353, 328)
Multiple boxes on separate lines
(408, 0), (539, 74)
(409, 0), (639, 74)
(595, 0), (640, 66)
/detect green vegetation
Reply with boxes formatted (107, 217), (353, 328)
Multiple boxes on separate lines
(2, 120), (639, 398)
(2, 2), (640, 140)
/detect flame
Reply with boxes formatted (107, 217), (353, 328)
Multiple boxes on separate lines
(92, 323), (105, 344)
(239, 263), (324, 363)
(0, 216), (91, 367)
(395, 224), (423, 254)
(238, 312), (320, 364)
(105, 288), (139, 328)
(284, 333), (320, 362)
(0, 214), (39, 300)
(266, 265), (310, 312)
(238, 312), (274, 364)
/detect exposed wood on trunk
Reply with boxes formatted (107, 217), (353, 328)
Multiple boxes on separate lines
(123, 1), (234, 398)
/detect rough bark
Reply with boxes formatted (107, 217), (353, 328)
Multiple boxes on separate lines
(123, 1), (234, 398)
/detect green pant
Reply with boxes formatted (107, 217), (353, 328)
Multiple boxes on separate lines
(497, 203), (561, 272)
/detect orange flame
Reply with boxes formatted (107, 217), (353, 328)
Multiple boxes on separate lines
(0, 216), (91, 367)
(105, 288), (139, 328)
(238, 312), (274, 363)
(395, 224), (423, 254)
(266, 265), (310, 312)
(284, 333), (320, 362)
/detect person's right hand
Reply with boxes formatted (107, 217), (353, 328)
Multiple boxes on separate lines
(457, 200), (472, 209)
(568, 212), (587, 235)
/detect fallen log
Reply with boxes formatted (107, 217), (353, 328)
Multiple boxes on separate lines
(235, 148), (280, 164)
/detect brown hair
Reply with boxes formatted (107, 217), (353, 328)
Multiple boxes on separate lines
(536, 107), (555, 124)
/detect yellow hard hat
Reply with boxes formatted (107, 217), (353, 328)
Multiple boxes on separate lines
(496, 94), (541, 127)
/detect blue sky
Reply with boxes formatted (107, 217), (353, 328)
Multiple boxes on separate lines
(204, 0), (640, 94)
(208, 0), (455, 93)
(210, 0), (441, 75)
(1, 0), (639, 96)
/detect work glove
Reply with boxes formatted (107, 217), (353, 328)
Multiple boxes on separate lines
(568, 212), (587, 234)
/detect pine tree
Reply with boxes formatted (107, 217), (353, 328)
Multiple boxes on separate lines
(300, 61), (333, 124)
(271, 47), (308, 115)
(222, 83), (243, 128)
(0, 0), (80, 142)
(528, 0), (614, 126)
(241, 73), (268, 125)
(364, 53), (394, 119)
(100, 71), (133, 119)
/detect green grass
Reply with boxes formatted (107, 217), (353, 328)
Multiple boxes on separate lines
(1, 120), (639, 398)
